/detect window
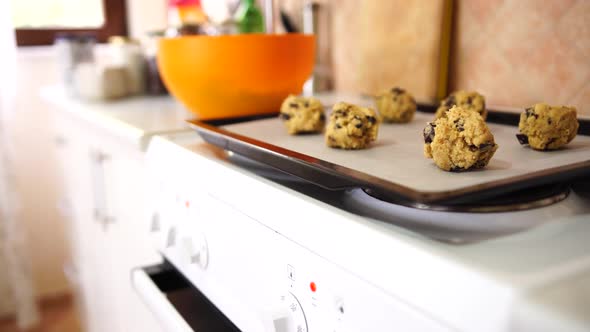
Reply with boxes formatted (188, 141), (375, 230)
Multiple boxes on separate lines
(12, 0), (127, 46)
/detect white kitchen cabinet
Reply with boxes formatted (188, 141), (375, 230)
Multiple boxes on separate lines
(52, 107), (167, 332)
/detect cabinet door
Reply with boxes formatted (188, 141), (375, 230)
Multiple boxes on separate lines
(85, 139), (163, 332)
(53, 115), (124, 332)
(100, 152), (164, 332)
(55, 113), (163, 332)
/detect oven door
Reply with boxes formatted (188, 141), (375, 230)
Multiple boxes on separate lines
(131, 262), (241, 332)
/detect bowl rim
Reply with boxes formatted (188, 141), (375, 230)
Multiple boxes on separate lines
(159, 32), (315, 42)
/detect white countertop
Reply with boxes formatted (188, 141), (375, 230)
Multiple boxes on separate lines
(41, 85), (194, 150)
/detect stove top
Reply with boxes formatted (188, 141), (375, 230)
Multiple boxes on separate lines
(146, 131), (590, 332)
(152, 131), (590, 242)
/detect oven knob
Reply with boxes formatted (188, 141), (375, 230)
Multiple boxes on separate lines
(149, 212), (160, 232)
(178, 234), (209, 269)
(267, 293), (307, 332)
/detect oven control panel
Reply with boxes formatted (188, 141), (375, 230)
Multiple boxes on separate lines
(148, 181), (450, 332)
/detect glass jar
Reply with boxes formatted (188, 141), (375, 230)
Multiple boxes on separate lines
(54, 33), (96, 94)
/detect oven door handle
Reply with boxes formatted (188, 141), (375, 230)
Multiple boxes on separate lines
(131, 268), (194, 332)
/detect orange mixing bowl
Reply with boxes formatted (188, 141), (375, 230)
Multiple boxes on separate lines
(157, 33), (316, 119)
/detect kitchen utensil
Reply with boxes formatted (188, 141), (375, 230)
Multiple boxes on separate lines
(157, 33), (315, 119)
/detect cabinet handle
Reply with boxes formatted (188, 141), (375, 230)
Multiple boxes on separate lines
(54, 135), (68, 147)
(89, 149), (115, 230)
(100, 216), (116, 231)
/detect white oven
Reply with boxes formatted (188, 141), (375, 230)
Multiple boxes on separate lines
(133, 131), (590, 332)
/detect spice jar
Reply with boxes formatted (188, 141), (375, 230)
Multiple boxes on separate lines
(108, 36), (146, 95)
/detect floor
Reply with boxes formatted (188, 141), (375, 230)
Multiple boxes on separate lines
(0, 295), (82, 332)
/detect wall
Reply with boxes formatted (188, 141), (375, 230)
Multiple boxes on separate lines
(450, 0), (590, 115)
(12, 47), (70, 298)
(125, 0), (167, 40)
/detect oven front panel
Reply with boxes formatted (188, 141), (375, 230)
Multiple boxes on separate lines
(150, 182), (452, 332)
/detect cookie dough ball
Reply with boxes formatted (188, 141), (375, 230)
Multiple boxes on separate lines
(374, 87), (417, 123)
(424, 105), (498, 172)
(279, 95), (325, 135)
(326, 102), (379, 149)
(435, 91), (487, 120)
(516, 103), (579, 150)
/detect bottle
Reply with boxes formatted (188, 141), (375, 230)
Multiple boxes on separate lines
(168, 0), (207, 26)
(235, 0), (264, 33)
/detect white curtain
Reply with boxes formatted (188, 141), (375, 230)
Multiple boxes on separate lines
(0, 1), (40, 328)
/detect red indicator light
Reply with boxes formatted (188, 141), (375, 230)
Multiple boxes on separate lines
(310, 282), (317, 292)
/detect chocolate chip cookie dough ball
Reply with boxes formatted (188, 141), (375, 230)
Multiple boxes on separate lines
(374, 87), (417, 123)
(424, 105), (498, 172)
(435, 91), (487, 120)
(279, 95), (325, 135)
(326, 102), (379, 150)
(516, 103), (579, 150)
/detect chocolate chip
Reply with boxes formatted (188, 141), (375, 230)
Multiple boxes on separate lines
(336, 124), (342, 129)
(454, 119), (465, 132)
(304, 102), (309, 108)
(391, 87), (404, 94)
(423, 122), (436, 144)
(525, 107), (538, 119)
(289, 103), (299, 109)
(478, 142), (494, 152)
(545, 137), (557, 149)
(474, 160), (487, 168)
(548, 118), (553, 125)
(319, 113), (326, 121)
(450, 166), (464, 172)
(279, 113), (291, 120)
(466, 96), (473, 105)
(469, 145), (478, 152)
(443, 95), (456, 107)
(366, 116), (377, 124)
(335, 110), (348, 117)
(516, 133), (529, 145)
(355, 123), (362, 128)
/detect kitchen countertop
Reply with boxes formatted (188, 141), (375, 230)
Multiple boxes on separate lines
(40, 85), (193, 150)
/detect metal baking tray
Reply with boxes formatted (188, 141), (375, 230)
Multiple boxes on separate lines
(189, 102), (590, 205)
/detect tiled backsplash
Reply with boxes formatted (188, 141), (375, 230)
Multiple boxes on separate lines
(450, 0), (590, 115)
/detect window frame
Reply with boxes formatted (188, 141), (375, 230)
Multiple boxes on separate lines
(14, 0), (127, 46)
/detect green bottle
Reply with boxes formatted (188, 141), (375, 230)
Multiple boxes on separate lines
(236, 0), (264, 33)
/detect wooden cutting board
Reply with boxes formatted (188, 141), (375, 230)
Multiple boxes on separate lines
(281, 0), (451, 102)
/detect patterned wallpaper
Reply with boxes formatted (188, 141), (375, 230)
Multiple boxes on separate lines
(449, 0), (590, 116)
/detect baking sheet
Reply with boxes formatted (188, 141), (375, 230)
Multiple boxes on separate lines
(191, 111), (590, 204)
